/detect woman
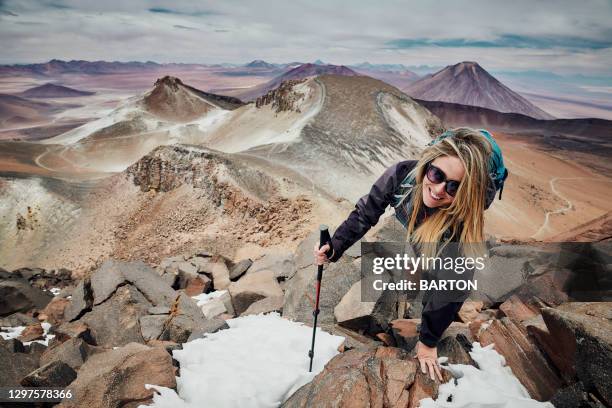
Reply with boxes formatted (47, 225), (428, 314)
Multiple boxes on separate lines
(313, 127), (508, 382)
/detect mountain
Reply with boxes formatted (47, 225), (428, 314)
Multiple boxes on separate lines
(143, 76), (243, 121)
(236, 63), (360, 101)
(0, 59), (163, 76)
(405, 61), (555, 120)
(0, 73), (443, 270)
(244, 60), (278, 69)
(0, 94), (58, 127)
(351, 67), (419, 90)
(19, 83), (95, 98)
(416, 98), (612, 173)
(351, 62), (411, 72)
(28, 76), (243, 174)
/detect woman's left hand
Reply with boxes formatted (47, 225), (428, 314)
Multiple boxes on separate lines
(415, 341), (443, 382)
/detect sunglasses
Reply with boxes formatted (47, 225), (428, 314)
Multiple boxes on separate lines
(425, 163), (461, 197)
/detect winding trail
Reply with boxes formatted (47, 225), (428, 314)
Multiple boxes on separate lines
(531, 176), (612, 240)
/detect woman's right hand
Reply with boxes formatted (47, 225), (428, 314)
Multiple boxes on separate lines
(313, 243), (331, 265)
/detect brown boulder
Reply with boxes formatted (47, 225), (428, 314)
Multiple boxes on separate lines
(282, 346), (417, 407)
(229, 270), (283, 315)
(499, 295), (539, 324)
(184, 275), (211, 296)
(19, 323), (44, 342)
(39, 297), (70, 325)
(457, 301), (484, 323)
(478, 317), (562, 401)
(21, 360), (76, 387)
(57, 342), (176, 408)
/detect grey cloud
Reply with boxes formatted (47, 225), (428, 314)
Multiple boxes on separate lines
(0, 0), (610, 75)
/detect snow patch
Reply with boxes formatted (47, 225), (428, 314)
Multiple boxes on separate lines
(420, 343), (554, 408)
(0, 322), (56, 346)
(141, 313), (344, 408)
(191, 290), (227, 307)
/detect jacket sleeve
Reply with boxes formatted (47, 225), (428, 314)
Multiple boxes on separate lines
(419, 301), (463, 347)
(328, 161), (415, 262)
(418, 244), (474, 347)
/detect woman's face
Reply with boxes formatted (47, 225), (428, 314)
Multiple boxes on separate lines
(422, 155), (465, 208)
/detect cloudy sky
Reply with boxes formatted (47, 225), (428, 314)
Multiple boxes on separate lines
(1, 0), (611, 75)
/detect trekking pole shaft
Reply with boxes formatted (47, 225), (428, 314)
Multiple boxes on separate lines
(308, 225), (331, 372)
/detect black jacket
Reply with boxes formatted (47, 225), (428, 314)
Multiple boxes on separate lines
(327, 160), (463, 347)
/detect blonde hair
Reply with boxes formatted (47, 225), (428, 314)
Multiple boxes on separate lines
(407, 128), (492, 258)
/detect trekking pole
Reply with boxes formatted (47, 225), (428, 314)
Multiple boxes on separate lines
(308, 224), (332, 372)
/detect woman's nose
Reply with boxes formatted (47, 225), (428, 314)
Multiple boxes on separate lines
(432, 183), (447, 196)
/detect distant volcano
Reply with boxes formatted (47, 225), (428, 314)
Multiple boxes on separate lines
(20, 83), (95, 98)
(237, 63), (360, 101)
(405, 61), (554, 120)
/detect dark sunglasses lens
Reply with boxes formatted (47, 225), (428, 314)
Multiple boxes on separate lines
(446, 181), (460, 197)
(427, 165), (445, 184)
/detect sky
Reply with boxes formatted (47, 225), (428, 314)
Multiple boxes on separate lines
(1, 0), (611, 76)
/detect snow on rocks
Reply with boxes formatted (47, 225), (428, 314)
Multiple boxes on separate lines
(142, 313), (345, 408)
(0, 322), (55, 346)
(419, 343), (554, 408)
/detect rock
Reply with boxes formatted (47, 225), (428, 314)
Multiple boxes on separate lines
(52, 321), (95, 344)
(283, 257), (361, 325)
(0, 312), (38, 327)
(186, 318), (229, 342)
(211, 290), (235, 316)
(40, 337), (98, 370)
(0, 337), (25, 353)
(200, 298), (227, 319)
(66, 260), (214, 346)
(436, 335), (475, 366)
(21, 360), (76, 387)
(139, 315), (168, 342)
(390, 319), (420, 351)
(0, 275), (53, 316)
(282, 346), (417, 407)
(408, 371), (440, 408)
(190, 255), (214, 274)
(159, 294), (228, 343)
(241, 296), (284, 316)
(57, 343), (176, 408)
(376, 333), (396, 347)
(211, 262), (231, 290)
(63, 279), (93, 322)
(0, 345), (39, 386)
(19, 323), (44, 342)
(229, 270), (283, 315)
(478, 317), (562, 401)
(91, 260), (176, 307)
(499, 295), (539, 326)
(512, 268), (571, 307)
(146, 339), (182, 354)
(551, 381), (605, 408)
(457, 301), (484, 323)
(177, 261), (198, 276)
(541, 302), (612, 406)
(39, 297), (70, 325)
(148, 306), (171, 315)
(248, 251), (297, 280)
(229, 259), (252, 280)
(334, 280), (397, 335)
(184, 275), (211, 296)
(81, 284), (152, 347)
(319, 323), (381, 351)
